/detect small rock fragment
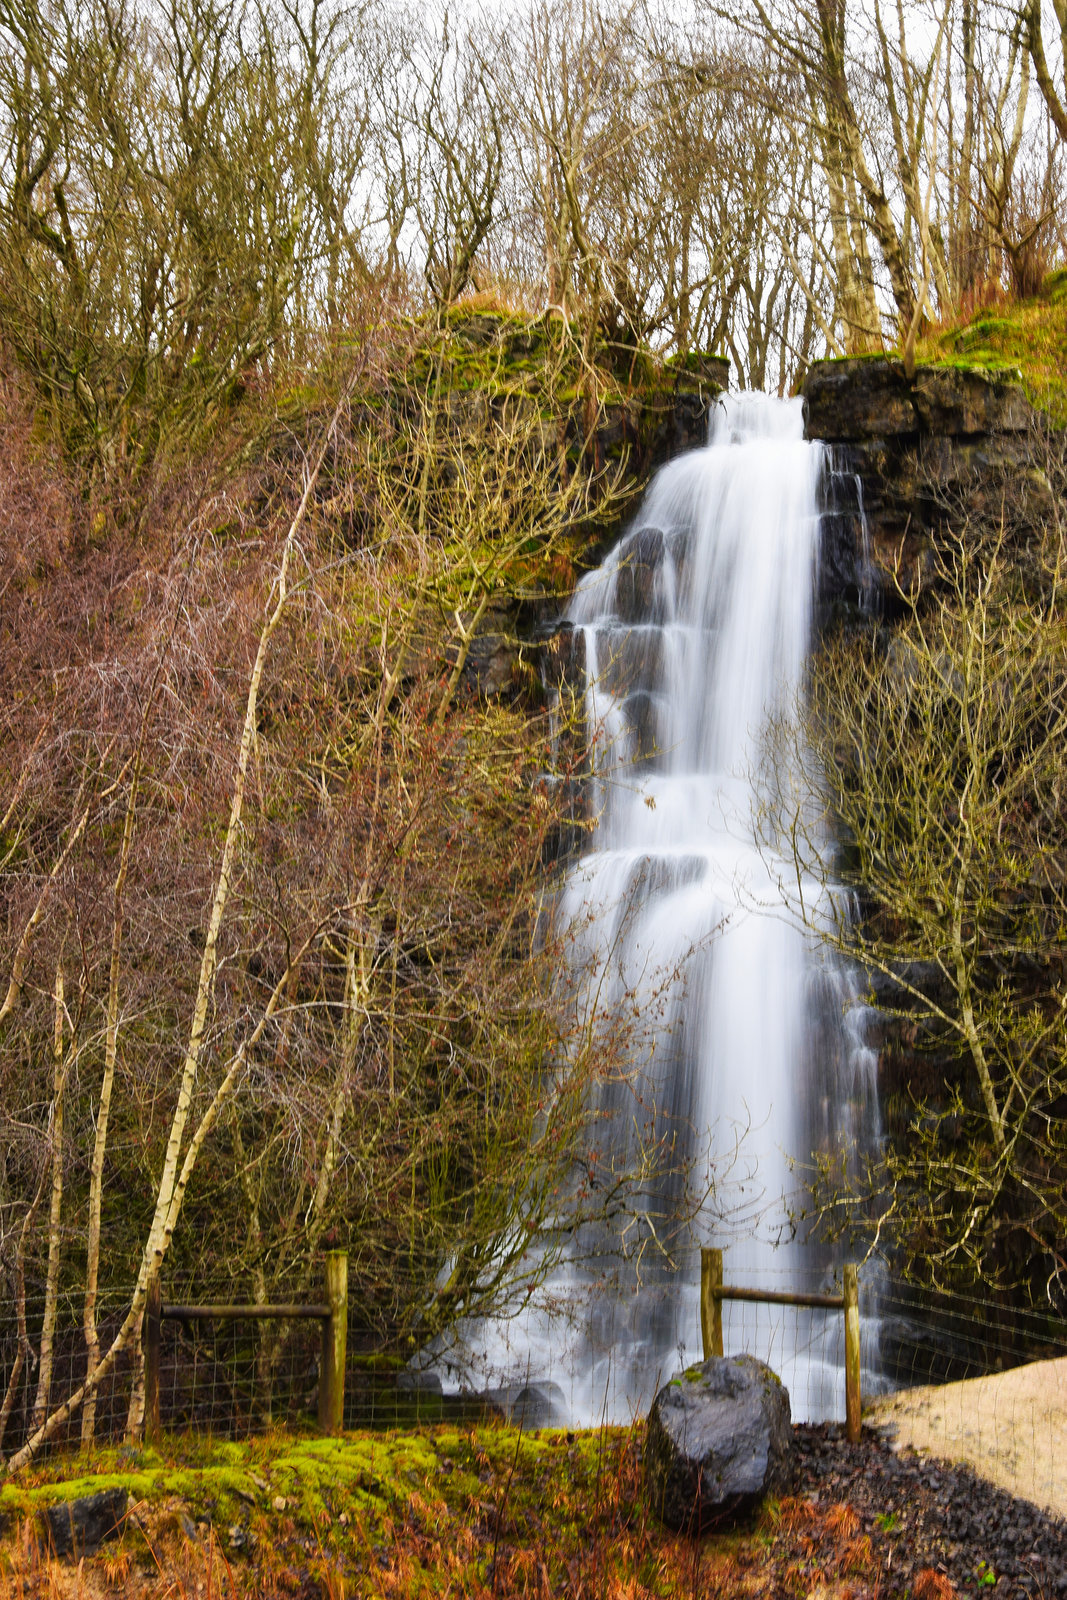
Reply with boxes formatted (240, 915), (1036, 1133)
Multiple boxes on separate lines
(41, 1487), (129, 1559)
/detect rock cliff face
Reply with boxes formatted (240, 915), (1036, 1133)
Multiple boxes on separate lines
(803, 358), (1037, 610)
(447, 331), (728, 703)
(803, 358), (1065, 1380)
(434, 314), (727, 501)
(590, 352), (729, 482)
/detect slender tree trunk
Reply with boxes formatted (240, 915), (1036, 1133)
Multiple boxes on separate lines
(0, 1175), (47, 1462)
(1028, 0), (1067, 145)
(124, 1309), (145, 1441)
(821, 119), (881, 351)
(84, 656), (156, 1445)
(957, 0), (976, 298)
(32, 967), (67, 1431)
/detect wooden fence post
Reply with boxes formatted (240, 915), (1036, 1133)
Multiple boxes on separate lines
(843, 1262), (861, 1443)
(144, 1275), (161, 1444)
(700, 1247), (724, 1360)
(319, 1250), (348, 1435)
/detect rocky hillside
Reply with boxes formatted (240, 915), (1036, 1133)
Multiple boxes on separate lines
(793, 283), (1067, 1359)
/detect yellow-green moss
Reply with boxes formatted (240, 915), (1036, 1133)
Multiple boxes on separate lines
(917, 288), (1067, 424)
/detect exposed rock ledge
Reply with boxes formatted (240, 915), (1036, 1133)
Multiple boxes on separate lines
(803, 357), (1043, 606)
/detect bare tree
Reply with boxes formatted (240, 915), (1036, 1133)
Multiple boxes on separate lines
(1026, 0), (1067, 143)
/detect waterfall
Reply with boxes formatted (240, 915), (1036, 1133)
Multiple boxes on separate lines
(432, 392), (881, 1425)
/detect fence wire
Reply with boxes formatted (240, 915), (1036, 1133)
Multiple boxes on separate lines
(0, 1288), (137, 1456)
(3, 1266), (1066, 1473)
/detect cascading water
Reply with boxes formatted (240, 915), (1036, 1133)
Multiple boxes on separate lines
(434, 392), (881, 1425)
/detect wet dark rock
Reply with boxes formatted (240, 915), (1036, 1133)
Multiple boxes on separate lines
(625, 852), (708, 910)
(615, 527), (667, 622)
(804, 359), (1034, 611)
(459, 630), (519, 698)
(481, 1381), (565, 1429)
(634, 355), (730, 465)
(804, 358), (1028, 443)
(41, 1487), (128, 1559)
(864, 959), (950, 1008)
(669, 352), (731, 392)
(644, 1355), (794, 1531)
(595, 622), (664, 697)
(804, 358), (919, 440)
(539, 620), (586, 691)
(911, 365), (1030, 435)
(622, 689), (662, 767)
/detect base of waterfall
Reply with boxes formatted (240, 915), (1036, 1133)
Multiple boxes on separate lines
(643, 1354), (795, 1531)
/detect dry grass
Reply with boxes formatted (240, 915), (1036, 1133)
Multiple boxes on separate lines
(0, 1424), (915, 1600)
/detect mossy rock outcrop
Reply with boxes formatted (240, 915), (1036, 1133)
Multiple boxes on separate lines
(804, 357), (1029, 441)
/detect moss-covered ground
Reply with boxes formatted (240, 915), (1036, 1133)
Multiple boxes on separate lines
(916, 271), (1067, 423)
(0, 1423), (891, 1598)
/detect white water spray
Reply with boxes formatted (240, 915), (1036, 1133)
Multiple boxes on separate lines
(435, 393), (880, 1424)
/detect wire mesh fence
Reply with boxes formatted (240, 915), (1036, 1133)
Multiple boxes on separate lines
(3, 1263), (1066, 1468)
(0, 1288), (138, 1458)
(152, 1304), (322, 1437)
(878, 1280), (1067, 1388)
(0, 1272), (486, 1462)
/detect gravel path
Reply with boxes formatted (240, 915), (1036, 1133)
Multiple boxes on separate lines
(796, 1422), (1067, 1598)
(869, 1357), (1067, 1519)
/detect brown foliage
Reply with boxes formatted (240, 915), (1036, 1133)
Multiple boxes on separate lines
(0, 318), (653, 1463)
(911, 1569), (957, 1600)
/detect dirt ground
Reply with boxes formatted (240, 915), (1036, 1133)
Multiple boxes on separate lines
(869, 1356), (1067, 1519)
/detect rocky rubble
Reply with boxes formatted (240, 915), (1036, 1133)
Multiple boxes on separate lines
(796, 1422), (1067, 1598)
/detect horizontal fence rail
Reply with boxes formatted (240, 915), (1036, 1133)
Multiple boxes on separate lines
(700, 1247), (862, 1442)
(144, 1250), (348, 1441)
(6, 1259), (1067, 1456)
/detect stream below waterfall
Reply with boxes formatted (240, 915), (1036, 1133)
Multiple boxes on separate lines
(429, 392), (883, 1426)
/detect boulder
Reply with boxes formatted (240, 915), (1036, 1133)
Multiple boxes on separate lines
(644, 1355), (793, 1531)
(482, 1380), (566, 1429)
(41, 1486), (128, 1558)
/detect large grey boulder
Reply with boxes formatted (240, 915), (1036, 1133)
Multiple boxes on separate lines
(644, 1355), (794, 1531)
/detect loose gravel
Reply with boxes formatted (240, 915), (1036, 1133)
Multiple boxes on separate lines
(797, 1422), (1067, 1598)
